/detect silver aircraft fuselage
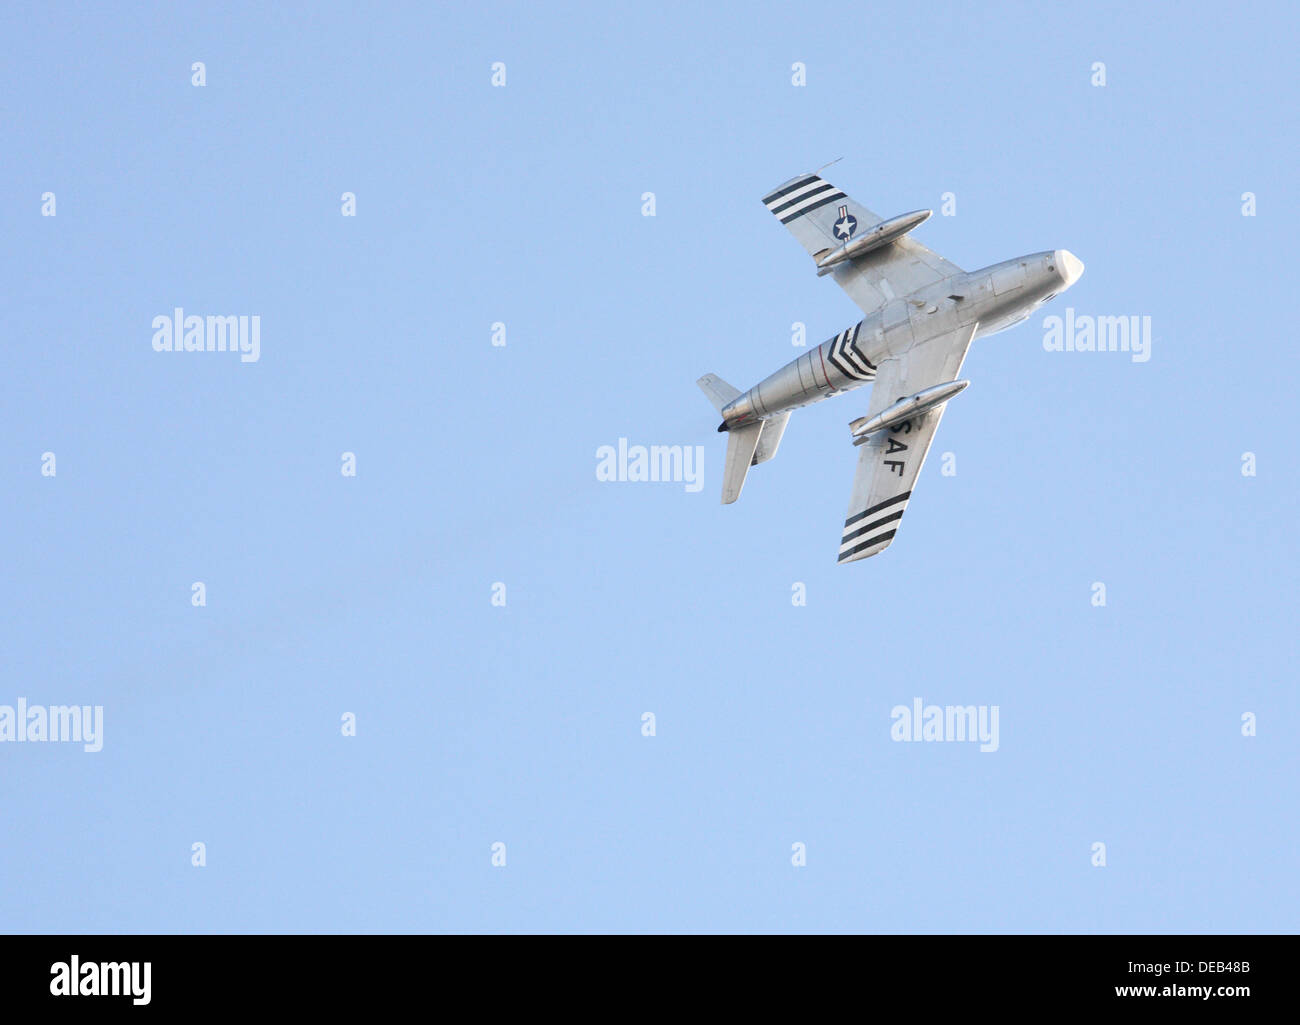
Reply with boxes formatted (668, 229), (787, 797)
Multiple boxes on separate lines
(718, 250), (1084, 430)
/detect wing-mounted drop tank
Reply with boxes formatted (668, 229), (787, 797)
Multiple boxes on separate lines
(815, 209), (932, 276)
(849, 380), (969, 445)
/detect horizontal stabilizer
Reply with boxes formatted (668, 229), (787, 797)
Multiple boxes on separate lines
(752, 411), (790, 465)
(697, 373), (741, 414)
(722, 421), (764, 504)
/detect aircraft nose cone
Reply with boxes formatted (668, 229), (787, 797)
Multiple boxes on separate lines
(1055, 249), (1085, 287)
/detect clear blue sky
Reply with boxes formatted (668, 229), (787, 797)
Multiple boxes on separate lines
(1, 1), (1295, 933)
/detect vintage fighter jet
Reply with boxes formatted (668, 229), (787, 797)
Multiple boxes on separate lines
(698, 172), (1084, 563)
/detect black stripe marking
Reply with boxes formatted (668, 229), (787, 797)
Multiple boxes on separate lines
(843, 346), (875, 376)
(846, 323), (877, 371)
(832, 338), (873, 382)
(765, 179), (829, 212)
(827, 346), (869, 382)
(841, 509), (904, 546)
(779, 191), (845, 223)
(761, 176), (820, 205)
(824, 329), (870, 381)
(837, 530), (897, 562)
(769, 182), (835, 217)
(832, 361), (873, 379)
(844, 490), (911, 528)
(840, 328), (874, 377)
